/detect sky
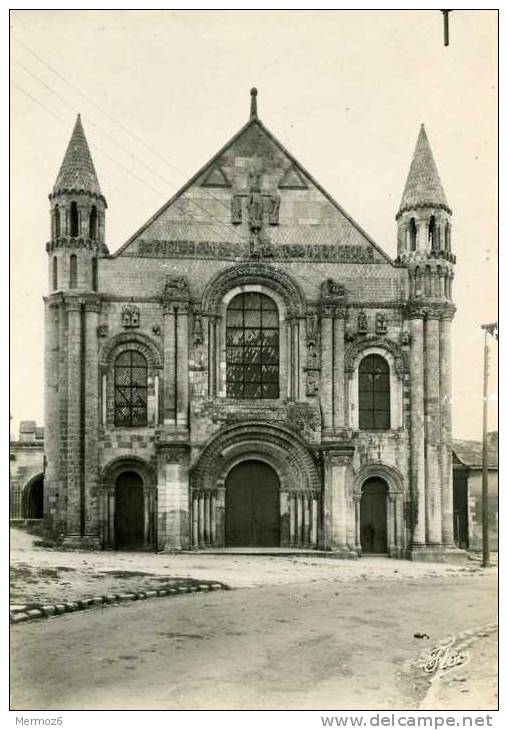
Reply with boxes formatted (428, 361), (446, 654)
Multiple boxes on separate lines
(10, 9), (498, 441)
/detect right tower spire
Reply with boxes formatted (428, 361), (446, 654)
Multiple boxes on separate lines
(396, 124), (455, 278)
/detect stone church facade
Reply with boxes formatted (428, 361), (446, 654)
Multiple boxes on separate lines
(43, 89), (463, 560)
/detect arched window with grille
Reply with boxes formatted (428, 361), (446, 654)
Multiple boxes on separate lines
(226, 292), (279, 399)
(69, 254), (78, 289)
(114, 350), (148, 426)
(358, 354), (390, 430)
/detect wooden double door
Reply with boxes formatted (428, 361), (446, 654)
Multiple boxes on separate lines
(225, 461), (280, 547)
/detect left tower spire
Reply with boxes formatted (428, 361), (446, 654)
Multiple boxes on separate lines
(53, 114), (104, 199)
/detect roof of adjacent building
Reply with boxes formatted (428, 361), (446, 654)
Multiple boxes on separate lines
(19, 420), (36, 432)
(398, 124), (450, 216)
(453, 433), (498, 469)
(53, 114), (103, 199)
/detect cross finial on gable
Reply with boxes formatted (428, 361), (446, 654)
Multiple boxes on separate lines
(250, 87), (258, 119)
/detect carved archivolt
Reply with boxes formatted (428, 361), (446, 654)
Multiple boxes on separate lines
(201, 263), (306, 317)
(100, 455), (156, 494)
(353, 461), (405, 498)
(190, 422), (320, 494)
(344, 336), (408, 377)
(98, 331), (163, 372)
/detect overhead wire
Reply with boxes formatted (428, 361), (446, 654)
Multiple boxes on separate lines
(12, 35), (253, 246)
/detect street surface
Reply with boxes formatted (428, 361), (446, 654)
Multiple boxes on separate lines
(11, 572), (497, 710)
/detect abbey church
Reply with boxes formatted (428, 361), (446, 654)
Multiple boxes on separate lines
(42, 88), (462, 560)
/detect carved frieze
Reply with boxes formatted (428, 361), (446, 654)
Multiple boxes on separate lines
(136, 239), (376, 264)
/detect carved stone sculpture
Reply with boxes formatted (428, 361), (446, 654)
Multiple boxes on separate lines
(231, 195), (242, 224)
(358, 310), (368, 334)
(121, 304), (140, 328)
(376, 313), (388, 334)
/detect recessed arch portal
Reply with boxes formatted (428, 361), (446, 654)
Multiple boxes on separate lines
(22, 474), (44, 519)
(225, 460), (280, 547)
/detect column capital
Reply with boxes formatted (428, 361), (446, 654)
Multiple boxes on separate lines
(439, 303), (456, 321)
(321, 446), (355, 466)
(406, 304), (427, 320)
(84, 295), (101, 313)
(64, 296), (81, 312)
(156, 443), (190, 464)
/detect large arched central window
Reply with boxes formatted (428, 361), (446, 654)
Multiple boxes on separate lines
(226, 292), (279, 399)
(358, 354), (390, 430)
(114, 350), (148, 426)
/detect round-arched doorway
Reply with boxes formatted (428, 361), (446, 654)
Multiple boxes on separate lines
(225, 460), (280, 547)
(360, 477), (388, 554)
(115, 471), (144, 548)
(22, 475), (44, 519)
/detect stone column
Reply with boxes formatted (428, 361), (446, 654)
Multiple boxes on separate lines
(64, 297), (82, 539)
(162, 302), (176, 425)
(216, 485), (226, 548)
(83, 297), (101, 545)
(280, 491), (290, 547)
(156, 445), (190, 550)
(322, 449), (353, 553)
(353, 494), (362, 551)
(409, 308), (426, 548)
(333, 308), (347, 429)
(175, 302), (189, 429)
(43, 297), (60, 535)
(440, 308), (455, 546)
(298, 316), (307, 400)
(320, 305), (334, 431)
(425, 311), (442, 545)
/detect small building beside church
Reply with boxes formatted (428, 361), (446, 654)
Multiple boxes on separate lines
(10, 421), (45, 522)
(42, 89), (462, 560)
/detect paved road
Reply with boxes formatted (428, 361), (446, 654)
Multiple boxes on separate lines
(11, 574), (497, 710)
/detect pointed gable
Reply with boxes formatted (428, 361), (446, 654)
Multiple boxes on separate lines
(53, 114), (103, 198)
(114, 115), (392, 265)
(398, 125), (450, 216)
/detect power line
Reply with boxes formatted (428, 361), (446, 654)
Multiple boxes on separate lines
(11, 78), (233, 244)
(12, 35), (251, 245)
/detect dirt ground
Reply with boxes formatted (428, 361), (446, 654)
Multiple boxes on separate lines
(10, 527), (492, 606)
(11, 571), (497, 710)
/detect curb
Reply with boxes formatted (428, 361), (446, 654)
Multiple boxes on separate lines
(10, 581), (228, 625)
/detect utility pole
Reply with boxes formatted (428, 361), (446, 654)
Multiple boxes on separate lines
(480, 322), (498, 568)
(440, 10), (453, 46)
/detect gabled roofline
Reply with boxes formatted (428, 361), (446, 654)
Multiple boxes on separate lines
(110, 116), (395, 265)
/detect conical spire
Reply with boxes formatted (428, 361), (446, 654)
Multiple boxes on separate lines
(398, 124), (450, 215)
(53, 114), (103, 198)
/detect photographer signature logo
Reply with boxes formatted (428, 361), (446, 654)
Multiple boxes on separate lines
(422, 637), (469, 674)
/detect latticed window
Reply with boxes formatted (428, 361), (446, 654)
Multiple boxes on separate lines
(114, 350), (148, 426)
(226, 292), (279, 399)
(358, 354), (390, 430)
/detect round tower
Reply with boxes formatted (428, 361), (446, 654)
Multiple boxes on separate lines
(47, 114), (107, 294)
(396, 124), (455, 302)
(398, 124), (463, 561)
(44, 114), (105, 546)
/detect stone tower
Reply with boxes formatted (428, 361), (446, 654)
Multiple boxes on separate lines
(397, 124), (458, 560)
(44, 114), (107, 546)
